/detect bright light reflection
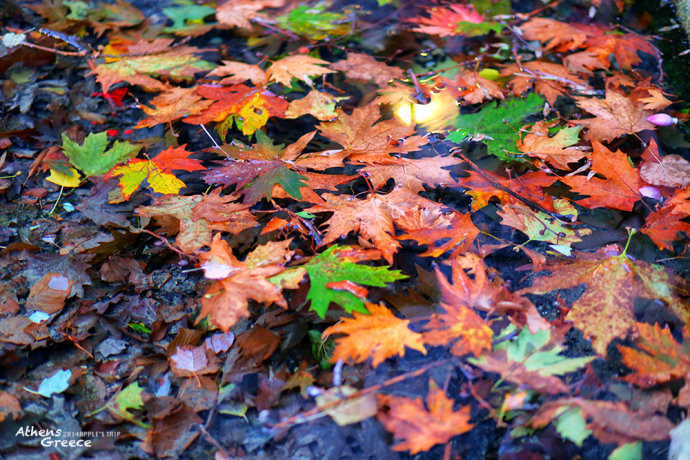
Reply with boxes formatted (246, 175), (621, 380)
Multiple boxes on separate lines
(394, 89), (458, 130)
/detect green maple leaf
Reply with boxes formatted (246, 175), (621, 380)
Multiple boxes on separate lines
(277, 4), (350, 40)
(114, 382), (145, 416)
(301, 245), (407, 317)
(62, 132), (140, 178)
(448, 93), (544, 161)
(490, 325), (594, 376)
(163, 3), (215, 32)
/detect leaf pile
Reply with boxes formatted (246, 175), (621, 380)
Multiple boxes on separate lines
(0, 0), (689, 458)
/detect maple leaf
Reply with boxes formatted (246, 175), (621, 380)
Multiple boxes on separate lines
(308, 192), (401, 263)
(448, 93), (545, 161)
(497, 199), (592, 247)
(409, 3), (501, 38)
(573, 88), (655, 142)
(423, 300), (492, 357)
(396, 207), (479, 257)
(197, 234), (292, 331)
(90, 38), (215, 92)
(519, 18), (595, 52)
(206, 60), (267, 86)
(361, 155), (461, 193)
(617, 322), (690, 389)
(136, 191), (257, 254)
(202, 131), (312, 204)
(641, 186), (690, 251)
(437, 256), (550, 332)
(377, 380), (473, 454)
(531, 398), (674, 445)
(106, 145), (205, 199)
(584, 31), (659, 70)
(184, 84), (288, 136)
(135, 87), (212, 129)
(501, 61), (589, 106)
(62, 132), (140, 178)
(516, 121), (585, 170)
(442, 70), (504, 105)
(285, 90), (343, 121)
(266, 55), (334, 87)
(329, 53), (404, 87)
(561, 139), (642, 211)
(315, 104), (427, 165)
(519, 246), (690, 354)
(323, 303), (426, 368)
(216, 0), (284, 28)
(296, 245), (407, 317)
(276, 4), (350, 40)
(469, 325), (595, 394)
(456, 168), (557, 212)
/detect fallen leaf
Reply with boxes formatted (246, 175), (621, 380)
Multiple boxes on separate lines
(519, 248), (690, 354)
(266, 55), (334, 86)
(197, 234), (292, 331)
(561, 139), (642, 211)
(330, 52), (404, 87)
(574, 89), (655, 142)
(377, 380), (473, 454)
(107, 145), (205, 199)
(323, 303), (426, 367)
(516, 121), (585, 170)
(316, 385), (378, 425)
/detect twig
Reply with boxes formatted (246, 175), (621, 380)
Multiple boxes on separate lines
(450, 148), (574, 221)
(272, 358), (451, 430)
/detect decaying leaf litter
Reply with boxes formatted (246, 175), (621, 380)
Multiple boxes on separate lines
(0, 0), (689, 458)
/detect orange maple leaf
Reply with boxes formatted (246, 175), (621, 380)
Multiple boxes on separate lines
(266, 55), (334, 86)
(330, 52), (404, 87)
(501, 61), (588, 106)
(438, 255), (549, 332)
(520, 18), (659, 70)
(423, 301), (492, 357)
(519, 18), (595, 52)
(206, 60), (267, 86)
(442, 70), (504, 105)
(308, 192), (401, 264)
(377, 381), (473, 454)
(641, 186), (690, 251)
(90, 38), (214, 92)
(135, 87), (212, 129)
(617, 322), (690, 389)
(197, 234), (292, 331)
(573, 88), (655, 142)
(456, 169), (557, 212)
(561, 139), (642, 211)
(315, 103), (427, 165)
(361, 156), (461, 193)
(322, 303), (426, 368)
(184, 84), (288, 136)
(396, 207), (479, 257)
(516, 121), (585, 170)
(216, 0), (285, 28)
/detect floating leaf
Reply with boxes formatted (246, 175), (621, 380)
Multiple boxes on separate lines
(448, 93), (545, 160)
